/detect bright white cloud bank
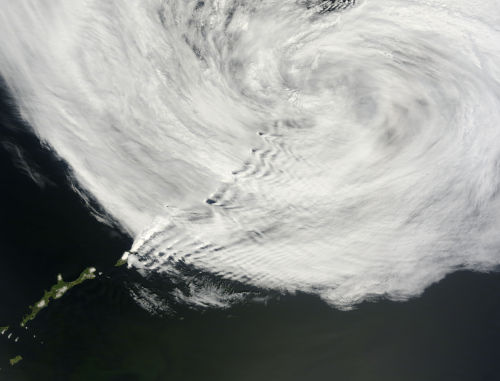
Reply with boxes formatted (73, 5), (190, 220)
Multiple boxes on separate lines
(2, 0), (500, 307)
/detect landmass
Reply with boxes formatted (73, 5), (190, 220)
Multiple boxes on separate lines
(0, 267), (99, 371)
(20, 267), (97, 327)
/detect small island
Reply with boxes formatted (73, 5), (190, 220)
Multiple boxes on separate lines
(9, 356), (22, 366)
(114, 252), (129, 267)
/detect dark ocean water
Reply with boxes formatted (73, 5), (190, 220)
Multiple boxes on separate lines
(1, 80), (500, 381)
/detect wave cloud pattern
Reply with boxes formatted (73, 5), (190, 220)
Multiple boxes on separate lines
(2, 0), (500, 308)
